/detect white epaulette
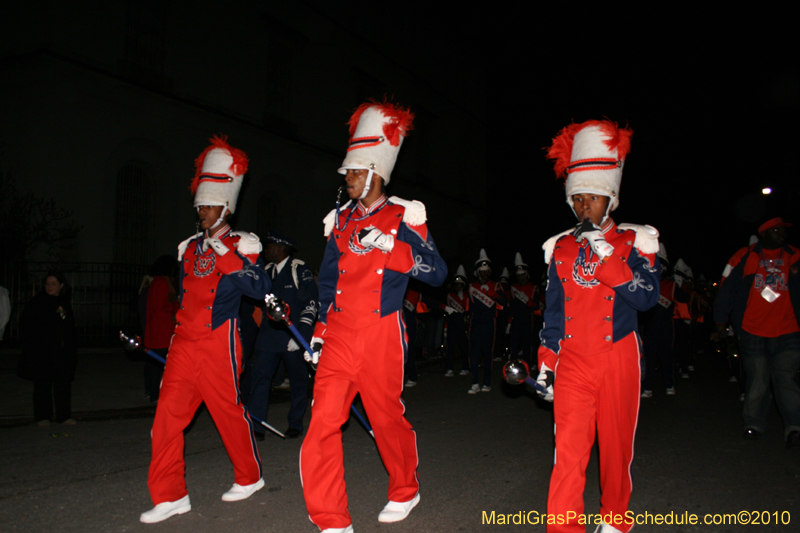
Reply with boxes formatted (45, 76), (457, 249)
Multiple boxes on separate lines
(323, 208), (337, 237)
(266, 258), (306, 289)
(542, 229), (574, 265)
(388, 196), (427, 226)
(178, 233), (201, 261)
(231, 231), (262, 255)
(617, 224), (660, 255)
(323, 200), (356, 237)
(291, 258), (307, 289)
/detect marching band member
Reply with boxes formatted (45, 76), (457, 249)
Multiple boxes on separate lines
(444, 266), (470, 377)
(467, 250), (506, 393)
(300, 101), (447, 532)
(537, 120), (660, 533)
(141, 136), (271, 524)
(509, 253), (540, 364)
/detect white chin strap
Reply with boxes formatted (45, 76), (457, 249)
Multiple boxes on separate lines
(358, 169), (374, 200)
(210, 206), (227, 230)
(196, 205), (228, 232)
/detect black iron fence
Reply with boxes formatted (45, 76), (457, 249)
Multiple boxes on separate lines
(1, 262), (148, 348)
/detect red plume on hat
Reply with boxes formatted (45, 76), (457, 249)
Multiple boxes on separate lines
(347, 100), (414, 147)
(546, 120), (632, 180)
(191, 135), (249, 194)
(545, 119), (633, 215)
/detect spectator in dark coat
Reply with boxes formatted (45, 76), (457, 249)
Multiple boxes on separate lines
(18, 272), (78, 426)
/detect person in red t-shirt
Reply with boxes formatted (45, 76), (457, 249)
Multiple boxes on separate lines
(144, 255), (179, 403)
(713, 217), (800, 449)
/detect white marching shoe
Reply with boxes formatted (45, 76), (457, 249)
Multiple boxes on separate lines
(321, 526), (354, 533)
(221, 478), (265, 501)
(378, 493), (420, 523)
(140, 495), (191, 523)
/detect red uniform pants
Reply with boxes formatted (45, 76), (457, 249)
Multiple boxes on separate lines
(148, 320), (262, 504)
(547, 332), (641, 533)
(300, 312), (419, 530)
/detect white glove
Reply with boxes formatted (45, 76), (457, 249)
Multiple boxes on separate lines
(576, 221), (614, 260)
(359, 227), (394, 252)
(444, 306), (455, 315)
(202, 237), (230, 256)
(235, 231), (262, 255)
(535, 362), (554, 402)
(287, 339), (300, 352)
(303, 336), (324, 365)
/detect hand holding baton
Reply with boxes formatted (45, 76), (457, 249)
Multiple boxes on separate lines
(502, 359), (552, 399)
(119, 331), (286, 438)
(263, 295), (375, 438)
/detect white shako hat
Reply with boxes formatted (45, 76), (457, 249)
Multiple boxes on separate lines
(514, 252), (528, 273)
(192, 135), (249, 214)
(338, 100), (414, 185)
(475, 249), (492, 274)
(499, 267), (510, 281)
(546, 120), (633, 217)
(674, 258), (693, 280)
(454, 265), (468, 285)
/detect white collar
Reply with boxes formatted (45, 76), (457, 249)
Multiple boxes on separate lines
(274, 256), (290, 274)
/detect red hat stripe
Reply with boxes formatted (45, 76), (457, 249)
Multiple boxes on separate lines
(346, 100), (414, 147)
(546, 120), (632, 180)
(347, 136), (384, 151)
(567, 158), (622, 173)
(191, 135), (249, 194)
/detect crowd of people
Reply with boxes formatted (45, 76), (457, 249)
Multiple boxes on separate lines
(11, 109), (799, 533)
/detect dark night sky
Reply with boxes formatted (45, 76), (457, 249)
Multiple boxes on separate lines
(480, 8), (800, 281)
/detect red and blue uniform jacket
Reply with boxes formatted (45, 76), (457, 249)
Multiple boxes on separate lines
(510, 282), (540, 319)
(713, 242), (800, 337)
(314, 195), (447, 335)
(175, 225), (273, 339)
(446, 290), (469, 316)
(538, 220), (661, 371)
(468, 280), (507, 329)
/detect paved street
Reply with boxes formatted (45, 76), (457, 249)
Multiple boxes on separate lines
(1, 348), (799, 532)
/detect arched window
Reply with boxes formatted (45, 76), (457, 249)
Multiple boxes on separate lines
(114, 162), (155, 265)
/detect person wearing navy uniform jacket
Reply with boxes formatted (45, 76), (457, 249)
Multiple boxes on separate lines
(639, 244), (682, 397)
(537, 120), (660, 533)
(467, 249), (506, 394)
(494, 267), (513, 362)
(444, 265), (470, 377)
(509, 253), (540, 365)
(299, 101), (446, 533)
(248, 231), (318, 440)
(140, 136), (272, 524)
